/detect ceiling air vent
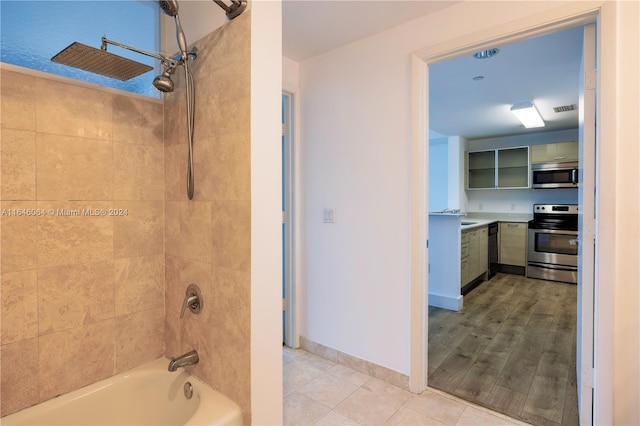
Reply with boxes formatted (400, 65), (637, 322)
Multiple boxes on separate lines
(553, 104), (576, 113)
(473, 48), (499, 59)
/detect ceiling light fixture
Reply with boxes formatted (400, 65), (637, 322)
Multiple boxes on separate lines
(510, 102), (545, 128)
(473, 48), (499, 59)
(472, 75), (484, 81)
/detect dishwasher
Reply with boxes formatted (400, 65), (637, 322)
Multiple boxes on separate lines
(488, 222), (499, 279)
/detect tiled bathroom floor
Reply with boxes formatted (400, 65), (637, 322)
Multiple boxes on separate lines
(283, 347), (530, 425)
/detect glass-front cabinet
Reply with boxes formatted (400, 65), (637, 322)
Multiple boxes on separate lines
(497, 147), (529, 188)
(467, 146), (529, 189)
(468, 150), (496, 189)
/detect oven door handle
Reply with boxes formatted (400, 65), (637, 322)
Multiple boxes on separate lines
(528, 262), (578, 272)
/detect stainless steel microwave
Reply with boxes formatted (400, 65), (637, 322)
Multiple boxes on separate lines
(531, 162), (579, 189)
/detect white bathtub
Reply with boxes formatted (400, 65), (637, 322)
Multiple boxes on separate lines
(2, 358), (243, 426)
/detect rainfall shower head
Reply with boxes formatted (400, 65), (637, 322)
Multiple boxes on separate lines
(51, 42), (153, 81)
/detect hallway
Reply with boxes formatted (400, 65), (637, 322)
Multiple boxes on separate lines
(284, 347), (527, 425)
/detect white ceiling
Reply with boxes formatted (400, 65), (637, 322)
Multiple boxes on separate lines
(282, 1), (584, 141)
(429, 26), (583, 140)
(282, 0), (457, 62)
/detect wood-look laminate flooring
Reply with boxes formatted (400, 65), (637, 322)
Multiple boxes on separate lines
(428, 273), (578, 426)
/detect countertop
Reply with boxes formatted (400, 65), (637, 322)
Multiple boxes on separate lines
(465, 212), (532, 223)
(429, 211), (532, 230)
(460, 218), (498, 230)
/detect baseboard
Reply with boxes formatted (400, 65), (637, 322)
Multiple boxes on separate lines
(428, 293), (463, 311)
(498, 264), (525, 275)
(299, 336), (410, 391)
(461, 275), (486, 295)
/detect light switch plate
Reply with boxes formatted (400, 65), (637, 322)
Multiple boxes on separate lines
(323, 208), (336, 223)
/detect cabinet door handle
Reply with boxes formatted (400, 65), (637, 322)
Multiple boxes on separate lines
(553, 156), (566, 160)
(507, 224), (519, 228)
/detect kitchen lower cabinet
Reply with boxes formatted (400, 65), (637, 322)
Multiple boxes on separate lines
(499, 222), (527, 266)
(475, 226), (489, 277)
(461, 225), (488, 287)
(461, 231), (470, 287)
(460, 257), (470, 288)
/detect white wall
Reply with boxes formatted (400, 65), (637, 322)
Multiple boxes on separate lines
(607, 1), (640, 423)
(250, 0), (283, 423)
(298, 0), (592, 376)
(429, 137), (448, 211)
(429, 135), (472, 212)
(283, 56), (299, 90)
(300, 46), (413, 372)
(448, 136), (467, 211)
(467, 189), (578, 214)
(299, 5), (639, 423)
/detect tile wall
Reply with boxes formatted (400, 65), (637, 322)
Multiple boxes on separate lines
(0, 68), (165, 416)
(163, 11), (252, 424)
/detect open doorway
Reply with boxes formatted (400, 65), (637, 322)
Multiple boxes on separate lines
(423, 22), (596, 426)
(282, 91), (295, 347)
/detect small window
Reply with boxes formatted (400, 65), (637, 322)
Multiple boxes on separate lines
(1, 0), (160, 98)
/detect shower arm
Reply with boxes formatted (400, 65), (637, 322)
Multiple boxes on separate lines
(213, 0), (247, 20)
(101, 36), (182, 69)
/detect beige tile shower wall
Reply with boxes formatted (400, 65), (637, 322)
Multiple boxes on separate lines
(163, 12), (251, 424)
(0, 67), (165, 416)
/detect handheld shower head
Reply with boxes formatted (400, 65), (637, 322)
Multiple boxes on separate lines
(159, 0), (179, 17)
(158, 0), (188, 60)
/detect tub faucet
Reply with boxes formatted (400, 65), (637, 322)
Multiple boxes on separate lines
(168, 350), (199, 372)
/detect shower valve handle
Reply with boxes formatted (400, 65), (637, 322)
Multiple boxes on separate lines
(180, 284), (203, 318)
(180, 295), (199, 318)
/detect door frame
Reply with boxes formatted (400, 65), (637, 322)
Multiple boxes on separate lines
(410, 3), (612, 422)
(282, 89), (298, 347)
(577, 23), (597, 425)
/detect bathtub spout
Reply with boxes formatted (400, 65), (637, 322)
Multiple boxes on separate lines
(168, 350), (199, 372)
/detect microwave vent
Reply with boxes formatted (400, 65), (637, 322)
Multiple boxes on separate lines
(553, 104), (576, 113)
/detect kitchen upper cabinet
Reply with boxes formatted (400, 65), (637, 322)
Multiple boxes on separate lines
(531, 141), (579, 164)
(499, 222), (527, 267)
(468, 150), (495, 189)
(467, 146), (529, 189)
(497, 147), (529, 188)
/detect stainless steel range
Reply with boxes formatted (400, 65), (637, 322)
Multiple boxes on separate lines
(527, 204), (578, 284)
